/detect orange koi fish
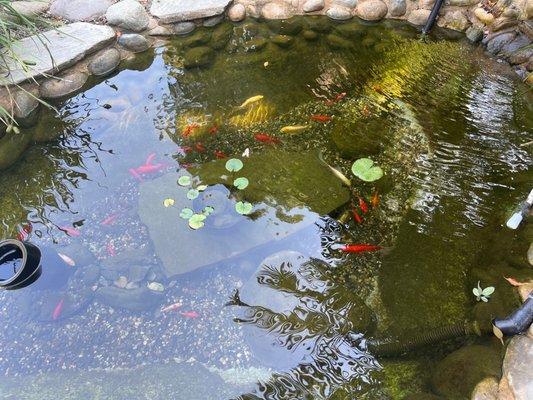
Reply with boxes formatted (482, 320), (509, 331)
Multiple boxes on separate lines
(311, 114), (332, 123)
(59, 226), (81, 237)
(352, 207), (363, 224)
(129, 153), (166, 181)
(214, 150), (227, 159)
(16, 223), (32, 241)
(208, 125), (219, 135)
(195, 142), (206, 152)
(182, 124), (200, 138)
(161, 302), (183, 313)
(503, 277), (528, 287)
(180, 311), (199, 318)
(371, 191), (379, 208)
(254, 133), (280, 144)
(359, 197), (368, 214)
(340, 244), (382, 253)
(52, 299), (64, 320)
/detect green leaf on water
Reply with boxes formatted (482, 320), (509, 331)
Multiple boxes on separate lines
(225, 158), (243, 172)
(179, 208), (194, 220)
(178, 176), (191, 186)
(203, 206), (214, 216)
(235, 201), (253, 215)
(351, 158), (383, 182)
(197, 185), (208, 191)
(187, 189), (199, 200)
(472, 287), (481, 297)
(188, 213), (207, 230)
(233, 177), (249, 190)
(482, 286), (495, 296)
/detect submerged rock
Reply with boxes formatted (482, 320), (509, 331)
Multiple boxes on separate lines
(182, 30), (212, 47)
(39, 71), (88, 99)
(307, 16), (332, 33)
(211, 22), (233, 49)
(326, 34), (352, 49)
(183, 46), (215, 68)
(203, 14), (224, 27)
(118, 33), (150, 53)
(88, 48), (121, 77)
(173, 21), (196, 35)
(271, 34), (293, 48)
(302, 30), (319, 40)
(95, 286), (164, 311)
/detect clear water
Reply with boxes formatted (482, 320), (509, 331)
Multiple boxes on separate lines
(0, 17), (532, 399)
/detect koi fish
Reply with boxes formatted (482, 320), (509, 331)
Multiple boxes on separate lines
(195, 142), (206, 153)
(280, 125), (308, 134)
(182, 124), (200, 138)
(325, 92), (347, 106)
(145, 153), (156, 165)
(359, 197), (368, 214)
(503, 277), (528, 287)
(58, 253), (76, 267)
(311, 114), (332, 123)
(371, 84), (384, 94)
(129, 154), (166, 181)
(52, 299), (64, 320)
(214, 150), (227, 159)
(318, 151), (351, 187)
(254, 133), (280, 144)
(361, 105), (371, 117)
(371, 191), (379, 208)
(101, 214), (118, 226)
(340, 244), (382, 253)
(129, 168), (144, 182)
(59, 226), (81, 237)
(239, 95), (264, 109)
(208, 125), (219, 135)
(180, 311), (199, 318)
(161, 302), (183, 313)
(352, 207), (363, 224)
(106, 243), (116, 257)
(181, 146), (193, 154)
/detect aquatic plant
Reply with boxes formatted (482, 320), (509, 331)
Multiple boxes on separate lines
(351, 158), (383, 182)
(225, 158), (243, 172)
(472, 281), (495, 302)
(235, 201), (253, 215)
(233, 177), (249, 190)
(225, 158), (253, 215)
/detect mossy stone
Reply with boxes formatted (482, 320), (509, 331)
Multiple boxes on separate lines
(271, 34), (293, 48)
(302, 30), (319, 41)
(244, 37), (268, 52)
(183, 46), (215, 68)
(182, 30), (212, 48)
(0, 131), (32, 170)
(334, 22), (365, 39)
(267, 17), (304, 35)
(326, 34), (352, 49)
(307, 16), (332, 33)
(211, 22), (233, 50)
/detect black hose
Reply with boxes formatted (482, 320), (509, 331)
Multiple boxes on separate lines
(0, 239), (42, 290)
(421, 0), (445, 35)
(493, 292), (533, 336)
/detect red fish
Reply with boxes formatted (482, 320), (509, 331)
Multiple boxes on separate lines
(60, 226), (81, 237)
(208, 125), (219, 135)
(161, 302), (183, 313)
(52, 298), (64, 320)
(335, 92), (347, 102)
(106, 243), (116, 257)
(340, 244), (382, 253)
(352, 207), (363, 224)
(195, 142), (206, 153)
(101, 214), (118, 226)
(359, 197), (368, 214)
(129, 153), (166, 181)
(214, 150), (227, 159)
(311, 114), (332, 123)
(371, 191), (379, 208)
(181, 146), (193, 154)
(254, 133), (280, 144)
(16, 223), (32, 241)
(180, 311), (199, 318)
(182, 124), (200, 138)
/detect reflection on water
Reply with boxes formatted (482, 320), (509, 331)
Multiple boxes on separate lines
(0, 17), (532, 400)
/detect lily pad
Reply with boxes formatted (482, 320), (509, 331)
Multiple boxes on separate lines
(163, 198), (175, 207)
(351, 158), (383, 182)
(178, 176), (192, 186)
(197, 185), (208, 191)
(235, 201), (253, 215)
(188, 213), (207, 230)
(203, 206), (214, 216)
(179, 208), (194, 219)
(187, 189), (200, 200)
(233, 177), (249, 190)
(225, 158), (243, 172)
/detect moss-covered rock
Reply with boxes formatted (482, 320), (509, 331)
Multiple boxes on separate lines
(244, 37), (268, 52)
(381, 360), (432, 400)
(183, 46), (215, 68)
(271, 34), (293, 48)
(182, 30), (212, 48)
(302, 29), (319, 40)
(334, 22), (365, 39)
(330, 115), (384, 158)
(211, 22), (234, 50)
(0, 131), (32, 170)
(267, 17), (304, 35)
(326, 34), (352, 49)
(307, 16), (332, 33)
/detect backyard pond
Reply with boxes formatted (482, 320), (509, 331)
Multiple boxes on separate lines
(0, 16), (532, 400)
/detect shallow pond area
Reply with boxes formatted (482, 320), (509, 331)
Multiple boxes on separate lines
(0, 16), (532, 400)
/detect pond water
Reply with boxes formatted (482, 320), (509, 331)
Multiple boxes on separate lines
(0, 17), (532, 400)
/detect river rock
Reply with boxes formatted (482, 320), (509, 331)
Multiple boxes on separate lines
(407, 9), (431, 26)
(499, 35), (530, 58)
(501, 335), (533, 400)
(228, 3), (246, 21)
(10, 1), (50, 18)
(466, 26), (484, 43)
(357, 0), (387, 21)
(95, 286), (163, 311)
(474, 7), (494, 25)
(88, 48), (121, 77)
(326, 6), (352, 20)
(203, 14), (224, 27)
(182, 30), (212, 47)
(12, 91), (40, 128)
(261, 2), (292, 19)
(486, 32), (516, 55)
(173, 21), (196, 35)
(40, 71), (88, 99)
(149, 25), (172, 36)
(334, 0), (357, 8)
(271, 34), (293, 48)
(508, 47), (533, 65)
(303, 0), (325, 12)
(389, 0), (406, 17)
(150, 0), (232, 23)
(183, 46), (215, 68)
(118, 33), (150, 52)
(471, 376), (499, 400)
(49, 0), (114, 21)
(441, 10), (469, 32)
(431, 345), (501, 399)
(326, 34), (352, 49)
(105, 0), (150, 32)
(302, 29), (318, 40)
(528, 242), (533, 266)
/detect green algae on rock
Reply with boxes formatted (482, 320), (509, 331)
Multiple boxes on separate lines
(183, 46), (215, 68)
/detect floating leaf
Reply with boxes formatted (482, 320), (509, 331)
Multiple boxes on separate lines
(179, 208), (194, 219)
(163, 198), (175, 207)
(482, 286), (495, 297)
(351, 158), (383, 182)
(197, 185), (208, 191)
(503, 276), (527, 287)
(203, 206), (214, 216)
(235, 201), (253, 215)
(233, 177), (249, 190)
(472, 287), (481, 297)
(178, 176), (191, 186)
(225, 158), (243, 172)
(188, 214), (206, 230)
(187, 189), (200, 200)
(492, 324), (505, 345)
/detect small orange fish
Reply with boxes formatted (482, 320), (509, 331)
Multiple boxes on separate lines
(361, 105), (371, 117)
(161, 302), (183, 313)
(195, 142), (206, 152)
(208, 125), (218, 135)
(59, 226), (81, 237)
(310, 114), (332, 123)
(254, 133), (280, 144)
(503, 277), (528, 287)
(52, 299), (64, 320)
(341, 244), (382, 253)
(101, 214), (118, 226)
(182, 124), (200, 138)
(214, 150), (227, 159)
(352, 207), (363, 224)
(16, 223), (32, 241)
(335, 92), (347, 102)
(358, 197), (368, 214)
(180, 311), (199, 318)
(372, 85), (384, 94)
(371, 191), (379, 208)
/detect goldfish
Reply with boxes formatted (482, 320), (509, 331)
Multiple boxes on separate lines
(161, 302), (183, 313)
(182, 123), (200, 137)
(181, 146), (193, 154)
(359, 197), (368, 214)
(311, 114), (332, 123)
(318, 151), (352, 187)
(340, 244), (382, 253)
(129, 153), (166, 181)
(208, 125), (219, 135)
(325, 92), (347, 106)
(371, 191), (379, 208)
(254, 133), (280, 144)
(214, 150), (227, 159)
(58, 253), (76, 267)
(52, 299), (64, 320)
(195, 142), (206, 152)
(361, 105), (371, 117)
(106, 243), (116, 257)
(352, 207), (363, 224)
(16, 223), (32, 241)
(101, 214), (118, 226)
(503, 277), (528, 287)
(280, 125), (308, 134)
(239, 95), (264, 109)
(180, 311), (199, 318)
(59, 226), (81, 237)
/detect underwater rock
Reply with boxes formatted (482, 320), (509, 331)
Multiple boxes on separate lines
(307, 16), (332, 33)
(261, 2), (292, 19)
(271, 34), (293, 48)
(183, 46), (215, 68)
(326, 33), (352, 49)
(0, 131), (32, 170)
(334, 21), (365, 39)
(58, 242), (96, 267)
(203, 14), (224, 27)
(118, 33), (150, 53)
(13, 91), (40, 128)
(302, 29), (319, 40)
(88, 48), (121, 77)
(330, 113), (384, 157)
(182, 30), (212, 47)
(430, 345), (501, 399)
(105, 0), (150, 32)
(471, 377), (499, 400)
(128, 265), (152, 283)
(501, 335), (532, 400)
(244, 37), (268, 52)
(357, 0), (388, 22)
(273, 18), (304, 35)
(389, 0), (407, 17)
(228, 3), (246, 22)
(95, 286), (163, 311)
(326, 6), (352, 20)
(407, 9), (431, 26)
(211, 22), (233, 49)
(303, 0), (325, 13)
(39, 71), (88, 99)
(173, 21), (196, 35)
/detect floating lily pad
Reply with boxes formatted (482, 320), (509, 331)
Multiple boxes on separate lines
(203, 206), (214, 216)
(235, 201), (253, 215)
(188, 213), (207, 230)
(178, 176), (192, 186)
(179, 208), (194, 219)
(163, 198), (175, 207)
(351, 158), (383, 182)
(187, 189), (200, 200)
(233, 177), (249, 190)
(197, 185), (208, 191)
(225, 158), (243, 172)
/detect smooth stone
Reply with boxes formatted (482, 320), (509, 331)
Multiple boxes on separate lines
(441, 10), (469, 32)
(474, 7), (494, 25)
(88, 48), (120, 77)
(49, 0), (114, 21)
(39, 71), (88, 99)
(12, 91), (40, 128)
(486, 32), (516, 55)
(118, 33), (150, 53)
(528, 242), (533, 266)
(389, 0), (406, 17)
(148, 25), (173, 36)
(95, 286), (163, 311)
(203, 14), (224, 27)
(147, 281), (165, 291)
(326, 6), (352, 20)
(303, 0), (325, 12)
(105, 0), (150, 32)
(501, 335), (533, 400)
(407, 9), (431, 26)
(150, 0), (232, 23)
(0, 132), (32, 170)
(326, 33), (352, 49)
(173, 21), (196, 35)
(466, 26), (484, 43)
(10, 1), (49, 18)
(357, 0), (387, 21)
(261, 2), (292, 19)
(271, 34), (293, 48)
(334, 0), (357, 8)
(183, 46), (215, 68)
(228, 3), (246, 21)
(499, 35), (530, 58)
(0, 22), (115, 85)
(302, 29), (319, 40)
(211, 22), (233, 49)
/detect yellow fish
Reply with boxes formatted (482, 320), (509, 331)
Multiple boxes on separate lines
(239, 95), (264, 109)
(318, 151), (352, 187)
(280, 125), (308, 134)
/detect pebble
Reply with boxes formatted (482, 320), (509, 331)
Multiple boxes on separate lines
(115, 276), (128, 288)
(261, 2), (292, 19)
(326, 6), (352, 20)
(118, 33), (150, 53)
(173, 21), (196, 35)
(88, 48), (121, 77)
(40, 71), (88, 99)
(407, 9), (431, 26)
(147, 282), (165, 292)
(227, 3), (246, 21)
(466, 26), (484, 43)
(105, 0), (150, 32)
(474, 7), (494, 25)
(148, 26), (174, 36)
(303, 0), (325, 13)
(389, 0), (406, 17)
(357, 0), (388, 22)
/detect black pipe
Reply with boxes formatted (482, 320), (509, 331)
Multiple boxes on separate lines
(421, 0), (445, 35)
(0, 239), (42, 290)
(493, 292), (533, 336)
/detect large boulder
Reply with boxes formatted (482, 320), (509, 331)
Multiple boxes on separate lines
(501, 335), (533, 400)
(49, 0), (114, 21)
(105, 0), (150, 32)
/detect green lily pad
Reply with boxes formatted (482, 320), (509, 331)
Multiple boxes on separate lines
(197, 185), (208, 191)
(178, 176), (192, 186)
(225, 158), (243, 172)
(351, 158), (383, 182)
(235, 201), (253, 215)
(233, 177), (249, 190)
(179, 208), (194, 220)
(187, 189), (200, 200)
(188, 213), (207, 230)
(203, 206), (215, 216)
